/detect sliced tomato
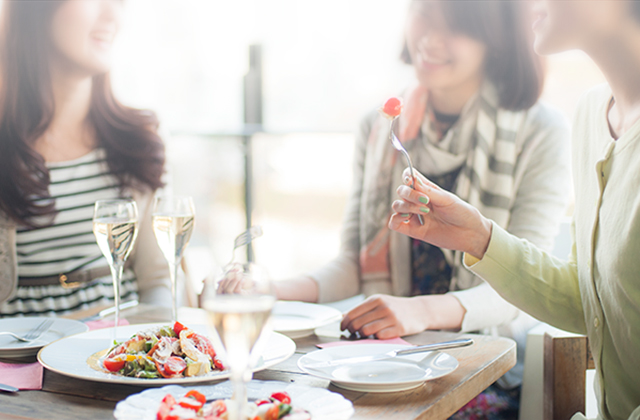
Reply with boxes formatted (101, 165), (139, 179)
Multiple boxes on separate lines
(184, 390), (206, 405)
(265, 405), (280, 420)
(255, 399), (271, 406)
(103, 356), (126, 372)
(165, 356), (187, 376)
(270, 391), (291, 405)
(213, 357), (224, 371)
(157, 394), (176, 420)
(177, 396), (203, 411)
(154, 356), (186, 378)
(209, 399), (227, 417)
(173, 321), (187, 336)
(382, 97), (403, 118)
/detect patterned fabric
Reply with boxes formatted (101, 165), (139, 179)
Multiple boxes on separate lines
(0, 149), (138, 317)
(450, 384), (520, 420)
(357, 82), (526, 292)
(411, 167), (461, 296)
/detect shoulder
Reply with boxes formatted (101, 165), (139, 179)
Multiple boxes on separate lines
(522, 101), (570, 136)
(574, 83), (611, 121)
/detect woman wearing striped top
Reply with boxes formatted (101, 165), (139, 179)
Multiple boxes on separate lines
(0, 1), (171, 317)
(277, 1), (571, 415)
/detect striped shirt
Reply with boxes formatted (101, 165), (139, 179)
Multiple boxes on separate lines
(0, 149), (138, 317)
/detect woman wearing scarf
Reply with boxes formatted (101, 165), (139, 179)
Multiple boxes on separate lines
(277, 1), (571, 416)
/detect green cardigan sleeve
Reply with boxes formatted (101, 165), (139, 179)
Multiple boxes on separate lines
(465, 221), (587, 335)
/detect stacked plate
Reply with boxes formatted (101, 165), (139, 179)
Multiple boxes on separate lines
(0, 317), (87, 358)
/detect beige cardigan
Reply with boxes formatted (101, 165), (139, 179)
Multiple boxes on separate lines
(309, 101), (571, 387)
(0, 186), (172, 307)
(467, 84), (640, 419)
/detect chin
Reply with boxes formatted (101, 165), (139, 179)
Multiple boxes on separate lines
(533, 30), (572, 56)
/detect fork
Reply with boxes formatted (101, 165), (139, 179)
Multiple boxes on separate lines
(227, 226), (263, 265)
(389, 119), (424, 225)
(0, 318), (54, 343)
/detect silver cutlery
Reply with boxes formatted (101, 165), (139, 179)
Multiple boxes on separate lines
(0, 382), (18, 393)
(227, 226), (263, 265)
(81, 299), (139, 322)
(390, 125), (424, 225)
(0, 318), (54, 343)
(305, 338), (473, 369)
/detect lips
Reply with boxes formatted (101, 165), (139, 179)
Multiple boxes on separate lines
(416, 52), (450, 70)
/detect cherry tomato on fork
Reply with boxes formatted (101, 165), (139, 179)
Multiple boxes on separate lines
(382, 97), (403, 118)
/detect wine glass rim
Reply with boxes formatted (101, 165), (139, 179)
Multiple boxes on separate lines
(154, 195), (194, 201)
(94, 198), (136, 205)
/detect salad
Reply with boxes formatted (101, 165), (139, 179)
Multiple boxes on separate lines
(102, 322), (224, 379)
(157, 390), (311, 420)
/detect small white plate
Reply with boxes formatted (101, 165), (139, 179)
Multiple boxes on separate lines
(114, 380), (354, 420)
(38, 323), (296, 386)
(0, 317), (88, 358)
(298, 344), (458, 393)
(272, 301), (342, 339)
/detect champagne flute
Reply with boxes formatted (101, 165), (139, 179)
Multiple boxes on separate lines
(203, 262), (275, 420)
(93, 199), (139, 343)
(152, 196), (195, 322)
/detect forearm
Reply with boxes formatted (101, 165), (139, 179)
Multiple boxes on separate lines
(274, 277), (319, 303)
(413, 294), (467, 331)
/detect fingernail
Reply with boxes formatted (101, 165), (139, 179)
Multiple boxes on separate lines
(420, 206), (430, 213)
(416, 177), (425, 186)
(404, 176), (411, 185)
(400, 213), (410, 217)
(419, 196), (429, 204)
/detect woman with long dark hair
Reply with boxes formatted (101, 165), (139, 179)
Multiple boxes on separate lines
(0, 0), (171, 316)
(278, 1), (571, 416)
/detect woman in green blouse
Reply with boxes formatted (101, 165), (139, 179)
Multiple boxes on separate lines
(388, 1), (640, 419)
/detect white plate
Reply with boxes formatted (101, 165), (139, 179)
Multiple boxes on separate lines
(272, 301), (342, 339)
(0, 317), (88, 358)
(114, 380), (354, 420)
(38, 323), (296, 385)
(298, 344), (458, 393)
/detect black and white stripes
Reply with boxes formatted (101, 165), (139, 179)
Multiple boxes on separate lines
(0, 149), (138, 317)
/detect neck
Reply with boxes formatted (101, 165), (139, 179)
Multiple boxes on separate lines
(584, 25), (640, 136)
(34, 57), (96, 162)
(428, 74), (483, 116)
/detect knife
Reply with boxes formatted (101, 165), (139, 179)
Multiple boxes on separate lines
(305, 338), (474, 369)
(80, 300), (139, 322)
(0, 382), (18, 393)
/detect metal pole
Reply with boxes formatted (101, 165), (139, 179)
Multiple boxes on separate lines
(243, 44), (263, 262)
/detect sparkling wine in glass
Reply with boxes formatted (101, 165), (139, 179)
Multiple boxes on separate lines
(152, 196), (195, 322)
(93, 199), (139, 343)
(203, 262), (275, 420)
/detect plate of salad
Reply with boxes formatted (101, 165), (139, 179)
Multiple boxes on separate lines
(38, 322), (296, 385)
(114, 380), (354, 420)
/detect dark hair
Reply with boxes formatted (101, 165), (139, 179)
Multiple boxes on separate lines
(401, 0), (544, 111)
(0, 1), (165, 227)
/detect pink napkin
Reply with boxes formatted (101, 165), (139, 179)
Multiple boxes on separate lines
(85, 318), (129, 331)
(316, 337), (412, 349)
(0, 361), (43, 390)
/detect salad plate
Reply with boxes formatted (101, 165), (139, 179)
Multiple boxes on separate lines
(0, 317), (88, 358)
(298, 344), (458, 392)
(272, 301), (342, 339)
(38, 323), (296, 385)
(114, 380), (354, 420)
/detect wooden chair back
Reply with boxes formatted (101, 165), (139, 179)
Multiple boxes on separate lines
(543, 332), (595, 420)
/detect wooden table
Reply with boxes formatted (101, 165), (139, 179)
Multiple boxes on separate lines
(0, 305), (516, 420)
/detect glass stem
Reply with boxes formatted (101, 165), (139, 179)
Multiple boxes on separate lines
(231, 368), (249, 420)
(169, 261), (179, 322)
(110, 263), (124, 344)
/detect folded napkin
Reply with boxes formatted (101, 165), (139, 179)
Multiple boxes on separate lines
(85, 318), (129, 331)
(316, 337), (412, 349)
(0, 361), (43, 390)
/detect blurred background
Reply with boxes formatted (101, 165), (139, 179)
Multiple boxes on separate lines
(108, 0), (605, 288)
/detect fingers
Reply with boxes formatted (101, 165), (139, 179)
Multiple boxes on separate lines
(402, 168), (441, 192)
(388, 211), (426, 237)
(341, 296), (398, 337)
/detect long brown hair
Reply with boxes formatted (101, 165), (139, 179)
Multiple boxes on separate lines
(401, 0), (544, 111)
(0, 1), (165, 227)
